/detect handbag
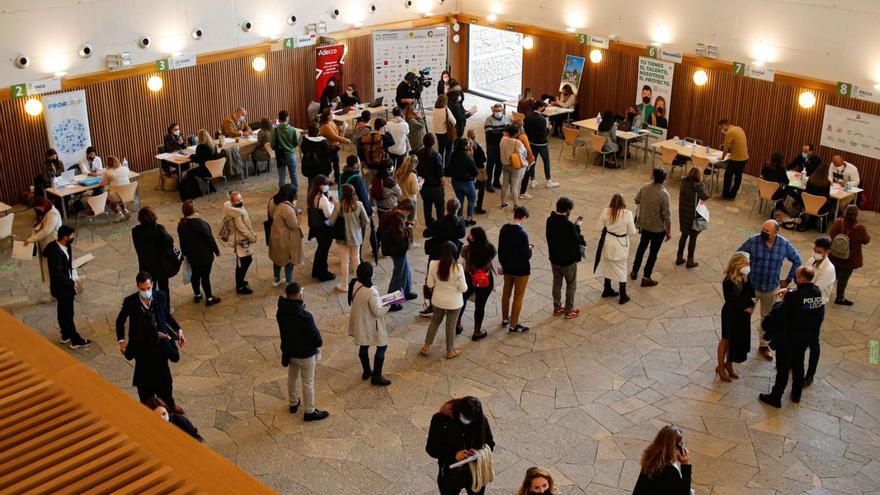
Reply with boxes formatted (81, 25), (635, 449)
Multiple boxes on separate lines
(445, 111), (458, 141)
(510, 150), (523, 170)
(693, 195), (709, 232)
(332, 211), (347, 241)
(181, 260), (192, 285)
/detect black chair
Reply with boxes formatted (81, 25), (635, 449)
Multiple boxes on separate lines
(187, 134), (198, 146)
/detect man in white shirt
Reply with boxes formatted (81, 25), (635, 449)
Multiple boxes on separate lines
(804, 235), (836, 387)
(79, 146), (104, 175)
(385, 106), (410, 167)
(828, 155), (859, 187)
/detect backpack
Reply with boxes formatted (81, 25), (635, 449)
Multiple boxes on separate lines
(218, 216), (234, 245)
(362, 132), (386, 168)
(830, 233), (851, 260)
(371, 177), (386, 201)
(469, 266), (490, 288)
(301, 149), (320, 178)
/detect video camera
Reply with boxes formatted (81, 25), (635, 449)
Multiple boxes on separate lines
(409, 68), (433, 96)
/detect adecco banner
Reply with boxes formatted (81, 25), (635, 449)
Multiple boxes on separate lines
(316, 44), (345, 101)
(43, 90), (92, 166)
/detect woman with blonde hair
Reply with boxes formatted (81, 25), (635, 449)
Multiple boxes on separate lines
(395, 154), (420, 223)
(100, 155), (131, 220)
(718, 252), (755, 381)
(633, 425), (692, 494)
(189, 128), (220, 183)
(594, 193), (637, 304)
(516, 467), (557, 495)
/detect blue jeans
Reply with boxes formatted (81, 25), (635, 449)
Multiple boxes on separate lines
(273, 263), (294, 284)
(276, 151), (298, 191)
(486, 147), (502, 186)
(329, 148), (341, 185)
(437, 134), (453, 165)
(533, 144), (551, 179)
(388, 254), (412, 295)
(452, 179), (476, 217)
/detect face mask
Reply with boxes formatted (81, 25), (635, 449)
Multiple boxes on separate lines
(328, 81), (335, 87)
(460, 416), (472, 425)
(740, 266), (750, 276)
(174, 130), (181, 136)
(529, 491), (550, 495)
(813, 252), (825, 260)
(721, 128), (727, 134)
(443, 76), (449, 82)
(321, 185), (330, 193)
(346, 90), (353, 95)
(802, 152), (808, 159)
(493, 112), (502, 119)
(642, 96), (651, 104)
(139, 289), (153, 299)
(239, 115), (245, 122)
(760, 231), (771, 241)
(234, 202), (243, 208)
(160, 410), (170, 421)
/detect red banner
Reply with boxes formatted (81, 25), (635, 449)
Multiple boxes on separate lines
(316, 44), (346, 101)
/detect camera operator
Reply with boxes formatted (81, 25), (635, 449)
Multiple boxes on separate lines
(396, 73), (419, 109)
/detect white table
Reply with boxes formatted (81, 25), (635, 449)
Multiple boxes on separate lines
(0, 202), (10, 216)
(45, 171), (141, 219)
(155, 134), (290, 180)
(573, 118), (656, 169)
(786, 171), (862, 222)
(650, 139), (725, 192)
(334, 104), (389, 123)
(503, 99), (574, 118)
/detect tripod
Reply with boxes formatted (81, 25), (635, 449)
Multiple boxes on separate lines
(414, 95), (427, 122)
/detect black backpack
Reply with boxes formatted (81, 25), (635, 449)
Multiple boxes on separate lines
(301, 150), (320, 178)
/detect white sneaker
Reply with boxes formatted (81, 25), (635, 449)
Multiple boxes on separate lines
(546, 180), (560, 188)
(272, 279), (285, 288)
(530, 179), (538, 189)
(519, 193), (533, 200)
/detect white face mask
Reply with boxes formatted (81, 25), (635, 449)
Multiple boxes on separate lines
(740, 266), (750, 276)
(813, 252), (825, 260)
(460, 416), (472, 425)
(328, 81), (335, 87)
(160, 410), (170, 421)
(493, 112), (502, 119)
(443, 76), (449, 82)
(239, 115), (246, 122)
(321, 185), (330, 193)
(173, 130), (181, 136)
(139, 288), (153, 299)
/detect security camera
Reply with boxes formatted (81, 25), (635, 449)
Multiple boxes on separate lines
(403, 0), (412, 8)
(192, 26), (204, 40)
(14, 54), (30, 69)
(329, 8), (340, 19)
(369, 3), (377, 13)
(438, 0), (445, 3)
(79, 42), (93, 58)
(287, 15), (297, 25)
(241, 20), (253, 32)
(137, 35), (152, 49)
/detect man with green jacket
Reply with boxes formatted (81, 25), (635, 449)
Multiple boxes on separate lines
(271, 110), (300, 190)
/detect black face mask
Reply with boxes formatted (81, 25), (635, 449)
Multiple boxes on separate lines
(234, 202), (243, 208)
(760, 231), (771, 241)
(528, 491), (550, 495)
(642, 96), (651, 104)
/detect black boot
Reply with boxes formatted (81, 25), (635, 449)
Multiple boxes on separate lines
(601, 278), (618, 298)
(359, 353), (372, 380)
(371, 354), (391, 386)
(619, 283), (630, 305)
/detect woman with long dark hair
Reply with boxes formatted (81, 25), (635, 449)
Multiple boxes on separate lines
(307, 175), (338, 281)
(633, 425), (692, 494)
(177, 200), (221, 306)
(329, 183), (370, 291)
(421, 241), (467, 359)
(319, 77), (339, 111)
(596, 110), (619, 164)
(456, 227), (496, 341)
(516, 467), (558, 495)
(426, 396), (495, 495)
(347, 262), (392, 385)
(447, 138), (478, 226)
(377, 201), (417, 311)
(761, 151), (788, 201)
(595, 193), (637, 304)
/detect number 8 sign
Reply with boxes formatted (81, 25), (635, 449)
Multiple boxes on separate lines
(836, 82), (852, 97)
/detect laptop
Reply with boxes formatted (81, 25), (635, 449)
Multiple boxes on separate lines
(367, 97), (384, 108)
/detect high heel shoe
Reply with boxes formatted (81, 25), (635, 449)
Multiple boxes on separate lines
(725, 363), (739, 379)
(715, 365), (731, 382)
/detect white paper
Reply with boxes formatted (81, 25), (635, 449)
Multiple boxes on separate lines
(449, 455), (478, 469)
(12, 241), (33, 260)
(696, 201), (710, 222)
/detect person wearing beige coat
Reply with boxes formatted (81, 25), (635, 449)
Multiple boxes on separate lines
(25, 197), (62, 283)
(268, 184), (305, 287)
(223, 192), (258, 294)
(347, 262), (391, 386)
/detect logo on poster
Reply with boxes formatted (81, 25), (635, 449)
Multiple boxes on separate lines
(52, 118), (89, 155)
(318, 47), (339, 56)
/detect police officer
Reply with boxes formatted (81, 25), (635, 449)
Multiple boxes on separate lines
(395, 72), (418, 109)
(759, 266), (824, 408)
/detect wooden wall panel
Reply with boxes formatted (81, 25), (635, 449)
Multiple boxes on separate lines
(512, 30), (880, 210)
(0, 35), (374, 206)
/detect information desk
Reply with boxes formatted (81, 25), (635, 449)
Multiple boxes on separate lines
(45, 171), (141, 219)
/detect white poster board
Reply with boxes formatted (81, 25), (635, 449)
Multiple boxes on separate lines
(820, 104), (880, 160)
(372, 26), (448, 110)
(43, 90), (92, 166)
(635, 57), (673, 129)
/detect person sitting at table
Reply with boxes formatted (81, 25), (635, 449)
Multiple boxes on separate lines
(517, 87), (535, 116)
(78, 146), (104, 176)
(35, 148), (64, 196)
(788, 144), (821, 175)
(828, 155), (859, 187)
(164, 123), (187, 152)
(190, 129), (220, 183)
(616, 106), (642, 159)
(549, 84), (576, 137)
(221, 107), (252, 137)
(320, 78), (339, 112)
(251, 117), (274, 173)
(793, 161), (832, 229)
(100, 156), (132, 221)
(596, 110), (619, 167)
(649, 96), (668, 128)
(339, 83), (361, 109)
(761, 152), (789, 201)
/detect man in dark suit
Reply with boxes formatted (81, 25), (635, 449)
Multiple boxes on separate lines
(497, 206), (532, 334)
(44, 225), (91, 348)
(787, 144), (822, 175)
(117, 271), (186, 412)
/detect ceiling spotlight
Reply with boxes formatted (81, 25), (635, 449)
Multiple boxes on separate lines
(241, 20), (253, 32)
(24, 98), (43, 116)
(147, 75), (163, 92)
(252, 55), (267, 72)
(192, 26), (204, 40)
(486, 14), (497, 22)
(329, 8), (340, 19)
(798, 91), (816, 109)
(693, 69), (708, 86)
(403, 0), (412, 8)
(369, 3), (377, 13)
(137, 35), (152, 49)
(589, 49), (602, 63)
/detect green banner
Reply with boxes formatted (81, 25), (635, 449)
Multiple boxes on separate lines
(732, 62), (746, 76)
(156, 59), (169, 72)
(836, 82), (853, 97)
(10, 83), (27, 99)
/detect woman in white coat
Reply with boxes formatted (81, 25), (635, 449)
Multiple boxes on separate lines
(348, 262), (392, 386)
(595, 193), (638, 305)
(24, 196), (62, 284)
(420, 241), (468, 359)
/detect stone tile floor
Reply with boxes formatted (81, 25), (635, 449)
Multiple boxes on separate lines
(2, 103), (880, 494)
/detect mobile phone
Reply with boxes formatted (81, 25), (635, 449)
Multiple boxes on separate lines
(576, 215), (583, 224)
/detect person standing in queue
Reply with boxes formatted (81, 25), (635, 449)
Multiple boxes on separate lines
(223, 191), (258, 295)
(348, 262), (392, 386)
(44, 225), (91, 349)
(759, 266), (824, 408)
(132, 206), (178, 296)
(178, 200), (222, 306)
(426, 396), (495, 495)
(803, 236), (835, 387)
